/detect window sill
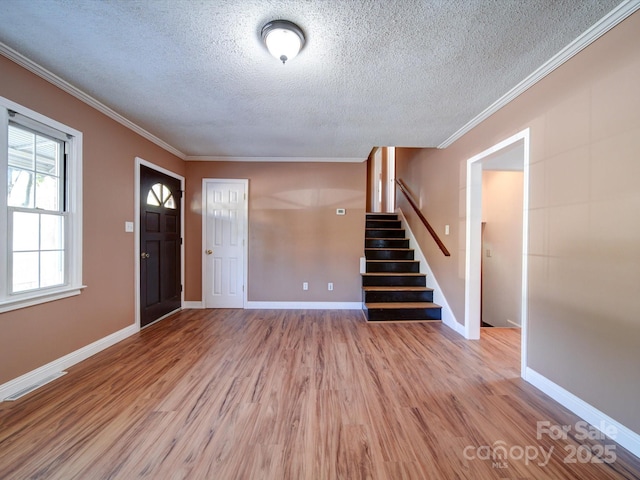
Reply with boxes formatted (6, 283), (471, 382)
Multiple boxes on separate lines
(0, 285), (87, 314)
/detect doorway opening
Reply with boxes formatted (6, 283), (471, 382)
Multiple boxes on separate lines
(135, 158), (185, 329)
(464, 129), (530, 376)
(481, 156), (524, 328)
(366, 147), (396, 213)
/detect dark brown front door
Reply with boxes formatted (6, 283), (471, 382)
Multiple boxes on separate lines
(140, 165), (181, 327)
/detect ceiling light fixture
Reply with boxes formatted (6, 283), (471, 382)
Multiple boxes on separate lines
(261, 20), (305, 64)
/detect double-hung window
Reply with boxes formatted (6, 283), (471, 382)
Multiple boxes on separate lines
(1, 96), (83, 312)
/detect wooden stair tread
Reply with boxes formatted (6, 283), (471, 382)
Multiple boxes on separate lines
(365, 237), (409, 241)
(362, 272), (425, 277)
(366, 259), (417, 263)
(363, 286), (433, 292)
(365, 302), (441, 309)
(365, 248), (413, 251)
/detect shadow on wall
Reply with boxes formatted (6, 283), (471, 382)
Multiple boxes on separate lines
(255, 188), (364, 210)
(189, 188), (363, 213)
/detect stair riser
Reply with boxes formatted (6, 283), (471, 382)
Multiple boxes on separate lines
(366, 220), (402, 229)
(365, 307), (442, 321)
(365, 229), (405, 238)
(365, 250), (414, 260)
(365, 239), (410, 249)
(363, 291), (434, 303)
(362, 276), (426, 287)
(366, 214), (398, 221)
(366, 262), (420, 273)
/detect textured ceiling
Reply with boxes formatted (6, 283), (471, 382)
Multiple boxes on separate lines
(0, 0), (624, 159)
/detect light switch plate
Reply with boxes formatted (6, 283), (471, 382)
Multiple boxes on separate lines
(125, 221), (134, 233)
(336, 208), (346, 215)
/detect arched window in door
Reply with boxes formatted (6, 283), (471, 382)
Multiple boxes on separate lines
(146, 183), (176, 209)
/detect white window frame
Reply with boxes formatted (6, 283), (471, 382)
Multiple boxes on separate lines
(0, 96), (84, 313)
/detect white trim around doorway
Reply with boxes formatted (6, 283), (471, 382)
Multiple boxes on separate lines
(134, 157), (185, 329)
(201, 178), (249, 309)
(464, 128), (530, 378)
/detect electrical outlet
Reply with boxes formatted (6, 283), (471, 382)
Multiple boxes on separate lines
(328, 282), (333, 291)
(303, 282), (308, 291)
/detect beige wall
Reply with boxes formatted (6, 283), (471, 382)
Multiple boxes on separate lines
(395, 146), (463, 320)
(396, 12), (640, 432)
(0, 56), (185, 384)
(481, 171), (523, 327)
(184, 161), (366, 303)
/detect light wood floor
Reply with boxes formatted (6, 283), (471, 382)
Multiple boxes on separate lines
(1, 309), (639, 479)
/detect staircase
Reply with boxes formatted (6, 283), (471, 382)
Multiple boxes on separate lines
(362, 213), (442, 322)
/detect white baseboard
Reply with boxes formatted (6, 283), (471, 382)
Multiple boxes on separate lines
(446, 315), (466, 336)
(183, 301), (361, 310)
(245, 301), (362, 310)
(1, 324), (138, 401)
(396, 209), (464, 336)
(183, 301), (204, 309)
(507, 318), (522, 328)
(525, 367), (640, 459)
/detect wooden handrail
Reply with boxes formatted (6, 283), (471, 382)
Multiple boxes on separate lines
(396, 179), (451, 257)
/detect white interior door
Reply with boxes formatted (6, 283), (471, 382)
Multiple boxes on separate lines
(204, 179), (247, 308)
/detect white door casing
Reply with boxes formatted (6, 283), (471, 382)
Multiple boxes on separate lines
(135, 157), (185, 329)
(203, 179), (247, 308)
(464, 128), (529, 377)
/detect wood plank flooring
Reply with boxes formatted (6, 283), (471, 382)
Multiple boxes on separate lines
(1, 309), (639, 479)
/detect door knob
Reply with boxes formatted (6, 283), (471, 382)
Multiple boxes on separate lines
(206, 249), (213, 255)
(141, 252), (150, 258)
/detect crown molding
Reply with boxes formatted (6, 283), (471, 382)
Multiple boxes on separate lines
(0, 40), (364, 164)
(0, 42), (363, 164)
(185, 155), (366, 163)
(438, 0), (640, 149)
(0, 42), (186, 160)
(4, 1), (636, 159)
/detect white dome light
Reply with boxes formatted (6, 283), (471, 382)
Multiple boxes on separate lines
(261, 20), (305, 64)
